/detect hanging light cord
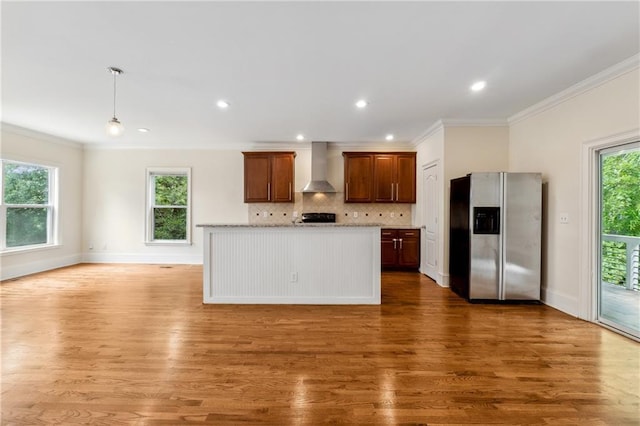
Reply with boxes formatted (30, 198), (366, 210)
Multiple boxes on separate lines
(112, 70), (117, 119)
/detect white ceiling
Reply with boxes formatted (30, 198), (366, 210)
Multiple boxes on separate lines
(2, 1), (639, 149)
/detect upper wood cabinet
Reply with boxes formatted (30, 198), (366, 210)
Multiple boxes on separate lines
(343, 153), (374, 202)
(243, 152), (295, 203)
(343, 152), (416, 203)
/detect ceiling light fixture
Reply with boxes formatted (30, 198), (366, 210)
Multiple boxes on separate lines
(385, 134), (394, 141)
(137, 128), (150, 133)
(217, 100), (230, 109)
(296, 134), (305, 141)
(105, 67), (124, 137)
(355, 99), (368, 109)
(470, 81), (486, 92)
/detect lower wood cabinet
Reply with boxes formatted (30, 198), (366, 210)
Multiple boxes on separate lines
(381, 228), (420, 270)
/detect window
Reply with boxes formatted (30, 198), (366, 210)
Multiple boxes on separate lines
(146, 168), (191, 244)
(1, 160), (57, 251)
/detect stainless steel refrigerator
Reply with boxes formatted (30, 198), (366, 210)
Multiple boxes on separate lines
(449, 172), (542, 301)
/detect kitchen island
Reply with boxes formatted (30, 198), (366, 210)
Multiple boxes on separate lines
(197, 224), (381, 304)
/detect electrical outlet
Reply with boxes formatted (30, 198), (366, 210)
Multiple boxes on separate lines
(293, 211), (298, 218)
(559, 213), (569, 224)
(390, 212), (395, 218)
(353, 212), (358, 218)
(290, 272), (298, 283)
(262, 211), (268, 218)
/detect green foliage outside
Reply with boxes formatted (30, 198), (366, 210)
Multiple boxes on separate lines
(3, 163), (50, 247)
(153, 175), (188, 240)
(601, 150), (640, 287)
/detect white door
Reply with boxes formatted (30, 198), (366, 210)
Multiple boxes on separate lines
(422, 162), (439, 281)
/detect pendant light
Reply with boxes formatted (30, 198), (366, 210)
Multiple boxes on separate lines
(105, 67), (124, 137)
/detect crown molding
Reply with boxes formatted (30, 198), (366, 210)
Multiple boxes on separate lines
(440, 118), (508, 127)
(410, 118), (509, 148)
(411, 120), (444, 147)
(509, 53), (640, 125)
(1, 122), (85, 150)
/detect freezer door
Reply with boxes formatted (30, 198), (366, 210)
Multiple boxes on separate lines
(502, 173), (542, 300)
(469, 173), (501, 299)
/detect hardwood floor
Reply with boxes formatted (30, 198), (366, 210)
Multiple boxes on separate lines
(2, 264), (638, 425)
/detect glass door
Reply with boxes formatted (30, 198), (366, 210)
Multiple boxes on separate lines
(598, 142), (640, 339)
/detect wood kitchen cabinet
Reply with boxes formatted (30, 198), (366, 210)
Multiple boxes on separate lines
(381, 228), (420, 270)
(343, 152), (416, 203)
(243, 152), (295, 203)
(373, 153), (416, 203)
(343, 153), (374, 202)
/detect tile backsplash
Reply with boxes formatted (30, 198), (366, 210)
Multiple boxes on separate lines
(248, 192), (412, 226)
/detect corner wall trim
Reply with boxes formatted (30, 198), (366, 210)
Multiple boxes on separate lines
(509, 54), (640, 125)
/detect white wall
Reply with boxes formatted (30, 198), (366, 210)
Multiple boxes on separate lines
(82, 149), (250, 264)
(414, 124), (509, 286)
(1, 126), (84, 280)
(509, 67), (640, 316)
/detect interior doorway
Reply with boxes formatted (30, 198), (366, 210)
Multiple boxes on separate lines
(598, 141), (640, 339)
(421, 162), (439, 281)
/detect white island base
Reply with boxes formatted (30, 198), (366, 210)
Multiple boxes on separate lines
(199, 225), (381, 304)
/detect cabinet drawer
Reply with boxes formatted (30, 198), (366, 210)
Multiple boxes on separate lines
(399, 230), (418, 238)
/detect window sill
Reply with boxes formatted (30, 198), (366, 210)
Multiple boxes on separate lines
(145, 241), (192, 247)
(1, 244), (61, 256)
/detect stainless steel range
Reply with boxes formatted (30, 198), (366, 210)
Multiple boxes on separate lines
(301, 212), (336, 223)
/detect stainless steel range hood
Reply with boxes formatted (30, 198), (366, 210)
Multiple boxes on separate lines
(302, 142), (336, 193)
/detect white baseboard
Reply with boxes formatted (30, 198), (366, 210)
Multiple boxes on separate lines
(540, 287), (578, 317)
(1, 254), (82, 281)
(82, 252), (202, 264)
(438, 273), (450, 287)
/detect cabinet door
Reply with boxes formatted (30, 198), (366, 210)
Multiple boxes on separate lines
(381, 229), (398, 267)
(373, 154), (395, 202)
(244, 154), (271, 202)
(395, 154), (416, 203)
(271, 153), (294, 202)
(398, 230), (420, 268)
(344, 154), (373, 202)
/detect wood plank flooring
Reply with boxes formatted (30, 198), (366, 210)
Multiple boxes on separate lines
(1, 264), (638, 425)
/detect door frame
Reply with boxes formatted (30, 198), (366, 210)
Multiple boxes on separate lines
(580, 128), (639, 332)
(420, 160), (439, 282)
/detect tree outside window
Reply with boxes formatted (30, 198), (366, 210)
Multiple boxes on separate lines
(1, 160), (56, 250)
(601, 149), (640, 286)
(147, 168), (191, 244)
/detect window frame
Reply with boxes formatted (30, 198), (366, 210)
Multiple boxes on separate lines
(145, 167), (192, 246)
(1, 159), (58, 253)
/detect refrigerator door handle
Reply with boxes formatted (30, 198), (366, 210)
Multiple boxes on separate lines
(499, 173), (506, 300)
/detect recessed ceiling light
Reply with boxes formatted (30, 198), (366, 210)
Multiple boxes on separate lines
(355, 99), (368, 109)
(296, 134), (305, 141)
(385, 134), (394, 141)
(470, 81), (486, 92)
(137, 128), (150, 133)
(216, 100), (230, 109)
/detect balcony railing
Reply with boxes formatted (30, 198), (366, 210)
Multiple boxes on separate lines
(602, 234), (640, 291)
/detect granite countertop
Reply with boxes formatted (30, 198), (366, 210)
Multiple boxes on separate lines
(382, 225), (421, 230)
(197, 223), (384, 228)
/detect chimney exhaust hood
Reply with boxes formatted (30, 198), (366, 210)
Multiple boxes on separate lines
(302, 142), (336, 193)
